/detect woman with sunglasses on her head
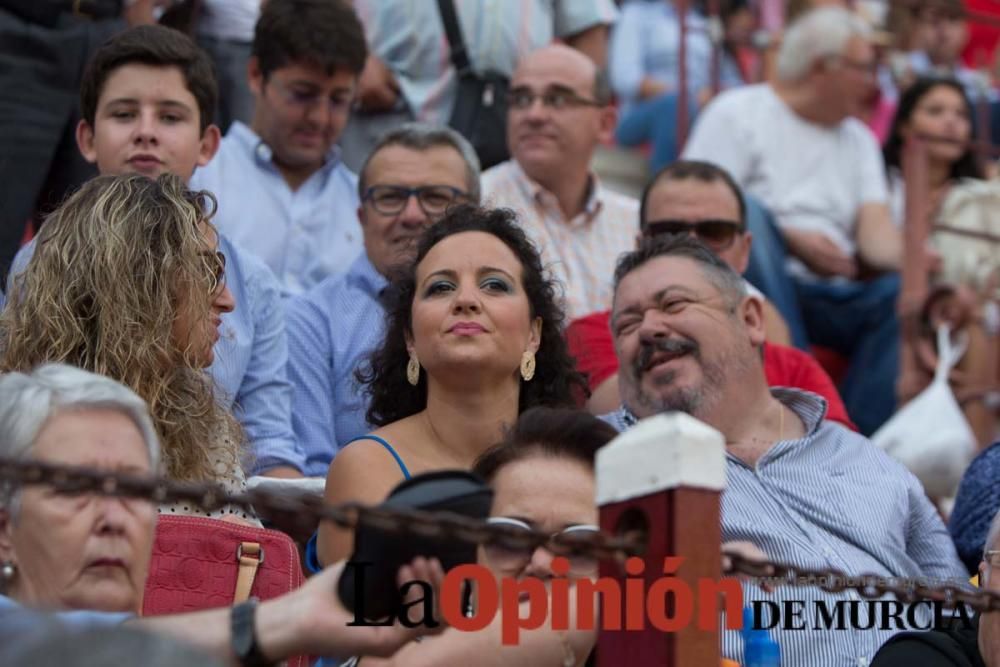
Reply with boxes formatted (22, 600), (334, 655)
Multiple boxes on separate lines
(311, 205), (587, 570)
(0, 173), (254, 522)
(338, 407), (614, 667)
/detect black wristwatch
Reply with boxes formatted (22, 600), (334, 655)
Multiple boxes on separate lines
(231, 598), (273, 667)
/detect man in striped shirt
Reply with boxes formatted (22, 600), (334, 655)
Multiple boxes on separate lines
(603, 235), (967, 666)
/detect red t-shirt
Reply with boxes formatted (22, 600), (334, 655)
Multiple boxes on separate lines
(566, 310), (857, 430)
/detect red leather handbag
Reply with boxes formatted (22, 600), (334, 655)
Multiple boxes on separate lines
(142, 515), (308, 666)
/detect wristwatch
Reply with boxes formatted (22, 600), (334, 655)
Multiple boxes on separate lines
(231, 598), (273, 667)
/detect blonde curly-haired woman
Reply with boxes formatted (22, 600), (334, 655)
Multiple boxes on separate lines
(0, 173), (254, 523)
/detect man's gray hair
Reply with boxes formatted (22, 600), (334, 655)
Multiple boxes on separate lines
(776, 6), (871, 82)
(357, 122), (482, 203)
(0, 364), (161, 513)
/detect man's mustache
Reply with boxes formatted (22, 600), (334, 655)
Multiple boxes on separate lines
(634, 337), (699, 377)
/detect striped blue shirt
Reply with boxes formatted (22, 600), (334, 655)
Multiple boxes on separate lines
(603, 388), (968, 667)
(286, 253), (387, 477)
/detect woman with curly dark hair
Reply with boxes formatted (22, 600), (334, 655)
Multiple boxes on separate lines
(310, 204), (586, 569)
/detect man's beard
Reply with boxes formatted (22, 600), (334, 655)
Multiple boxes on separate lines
(627, 336), (728, 418)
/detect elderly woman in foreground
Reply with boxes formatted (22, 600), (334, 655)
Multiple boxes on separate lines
(0, 364), (442, 663)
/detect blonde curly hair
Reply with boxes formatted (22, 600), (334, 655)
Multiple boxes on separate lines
(0, 173), (242, 483)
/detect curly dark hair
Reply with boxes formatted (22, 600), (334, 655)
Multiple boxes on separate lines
(883, 76), (983, 180)
(358, 204), (586, 426)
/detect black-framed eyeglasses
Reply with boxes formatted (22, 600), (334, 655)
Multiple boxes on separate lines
(507, 86), (603, 111)
(482, 516), (600, 575)
(644, 219), (744, 251)
(363, 185), (468, 217)
(200, 250), (226, 296)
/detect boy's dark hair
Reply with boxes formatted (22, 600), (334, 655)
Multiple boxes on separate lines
(80, 25), (218, 133)
(253, 0), (368, 78)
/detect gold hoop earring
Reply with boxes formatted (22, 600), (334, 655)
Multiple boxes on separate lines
(407, 353), (421, 386)
(520, 351), (536, 382)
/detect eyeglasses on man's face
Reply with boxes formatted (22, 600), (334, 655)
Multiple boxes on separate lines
(482, 516), (601, 576)
(363, 185), (468, 217)
(507, 85), (603, 111)
(643, 219), (745, 251)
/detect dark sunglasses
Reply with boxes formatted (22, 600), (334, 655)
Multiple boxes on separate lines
(643, 219), (744, 250)
(482, 517), (600, 576)
(363, 185), (467, 217)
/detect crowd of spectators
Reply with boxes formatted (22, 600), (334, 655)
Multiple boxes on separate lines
(0, 0), (998, 665)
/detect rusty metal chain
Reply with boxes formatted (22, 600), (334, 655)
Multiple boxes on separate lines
(3, 457), (998, 613)
(0, 458), (639, 562)
(723, 552), (1000, 614)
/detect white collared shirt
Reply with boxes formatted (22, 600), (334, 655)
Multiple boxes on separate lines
(482, 160), (639, 320)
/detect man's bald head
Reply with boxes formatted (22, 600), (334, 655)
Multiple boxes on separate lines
(512, 44), (609, 102)
(506, 44), (614, 185)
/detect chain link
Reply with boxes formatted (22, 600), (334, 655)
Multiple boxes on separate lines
(3, 457), (998, 612)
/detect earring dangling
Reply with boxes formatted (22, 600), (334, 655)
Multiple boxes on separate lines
(520, 351), (536, 382)
(0, 561), (15, 585)
(407, 353), (421, 386)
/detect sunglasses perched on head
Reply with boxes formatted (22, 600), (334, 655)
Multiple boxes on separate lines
(643, 219), (744, 250)
(482, 516), (601, 575)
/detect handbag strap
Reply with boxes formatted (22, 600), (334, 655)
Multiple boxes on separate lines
(436, 0), (472, 76)
(933, 323), (968, 383)
(233, 541), (263, 604)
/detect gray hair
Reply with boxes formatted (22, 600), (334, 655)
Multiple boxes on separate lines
(776, 6), (871, 82)
(612, 235), (748, 312)
(357, 122), (482, 203)
(0, 364), (161, 513)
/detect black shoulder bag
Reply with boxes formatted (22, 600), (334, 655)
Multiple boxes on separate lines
(436, 0), (510, 170)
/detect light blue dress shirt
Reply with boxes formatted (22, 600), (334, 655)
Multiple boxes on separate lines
(353, 0), (618, 125)
(286, 253), (388, 477)
(609, 0), (727, 113)
(603, 388), (968, 667)
(8, 235), (302, 475)
(190, 121), (364, 296)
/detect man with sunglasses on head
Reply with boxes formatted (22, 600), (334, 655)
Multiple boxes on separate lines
(482, 43), (639, 322)
(567, 160), (855, 428)
(286, 123), (481, 476)
(189, 0), (368, 296)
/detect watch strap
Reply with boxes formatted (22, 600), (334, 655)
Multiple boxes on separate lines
(231, 598), (273, 667)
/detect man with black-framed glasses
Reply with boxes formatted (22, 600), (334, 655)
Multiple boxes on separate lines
(566, 160), (855, 430)
(482, 44), (639, 322)
(286, 123), (481, 476)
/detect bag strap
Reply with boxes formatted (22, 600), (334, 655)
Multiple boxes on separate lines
(435, 0), (472, 75)
(933, 323), (968, 383)
(233, 542), (263, 604)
